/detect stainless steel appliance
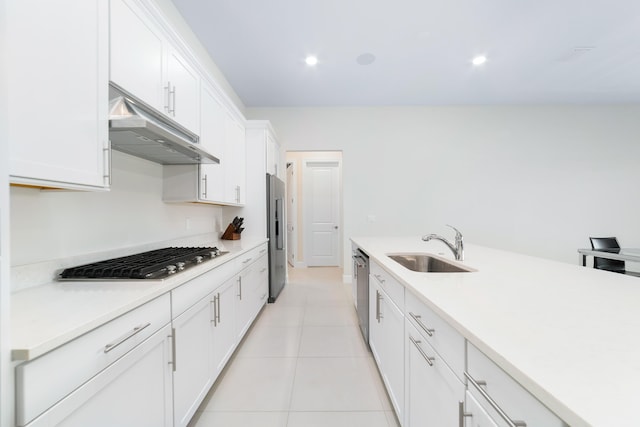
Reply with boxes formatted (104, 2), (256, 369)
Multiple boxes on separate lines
(59, 247), (226, 281)
(267, 173), (286, 302)
(109, 83), (219, 165)
(353, 248), (370, 344)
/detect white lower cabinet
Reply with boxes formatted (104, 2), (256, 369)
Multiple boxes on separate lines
(465, 343), (567, 427)
(235, 251), (267, 340)
(25, 325), (173, 427)
(172, 296), (215, 427)
(405, 321), (464, 427)
(211, 276), (239, 377)
(463, 391), (500, 427)
(369, 272), (404, 422)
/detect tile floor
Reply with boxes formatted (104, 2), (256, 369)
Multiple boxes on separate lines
(189, 267), (400, 427)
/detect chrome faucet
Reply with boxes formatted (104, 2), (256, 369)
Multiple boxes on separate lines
(422, 225), (464, 261)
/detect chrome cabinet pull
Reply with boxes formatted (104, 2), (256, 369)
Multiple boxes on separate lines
(260, 267), (267, 273)
(260, 248), (267, 254)
(202, 174), (208, 199)
(458, 401), (472, 427)
(216, 292), (221, 323)
(376, 290), (383, 322)
(238, 277), (242, 300)
(103, 139), (112, 186)
(409, 335), (435, 366)
(242, 257), (253, 264)
(210, 295), (217, 326)
(171, 85), (176, 116)
(465, 372), (527, 427)
(409, 312), (435, 336)
(170, 327), (177, 372)
(164, 82), (172, 113)
(104, 323), (151, 353)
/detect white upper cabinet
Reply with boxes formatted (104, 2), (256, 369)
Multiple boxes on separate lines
(110, 0), (165, 112)
(224, 112), (247, 205)
(199, 82), (225, 160)
(8, 0), (110, 190)
(266, 131), (283, 178)
(110, 0), (200, 134)
(165, 46), (200, 132)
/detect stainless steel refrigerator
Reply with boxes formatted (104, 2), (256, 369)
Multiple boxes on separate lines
(266, 173), (286, 302)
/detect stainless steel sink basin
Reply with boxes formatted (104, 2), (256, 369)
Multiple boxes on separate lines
(387, 253), (474, 273)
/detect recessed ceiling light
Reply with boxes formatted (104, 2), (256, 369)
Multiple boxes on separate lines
(472, 55), (487, 66)
(305, 56), (318, 66)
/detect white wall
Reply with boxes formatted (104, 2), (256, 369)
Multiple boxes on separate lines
(10, 151), (224, 269)
(247, 106), (640, 273)
(0, 0), (12, 423)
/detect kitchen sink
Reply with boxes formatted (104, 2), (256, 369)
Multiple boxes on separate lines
(387, 253), (474, 273)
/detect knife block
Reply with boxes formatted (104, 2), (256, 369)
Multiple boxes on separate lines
(221, 223), (241, 240)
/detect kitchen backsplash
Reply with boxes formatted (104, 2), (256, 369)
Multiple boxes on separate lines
(10, 151), (225, 291)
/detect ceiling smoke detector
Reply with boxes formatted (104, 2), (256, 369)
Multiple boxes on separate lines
(356, 53), (376, 66)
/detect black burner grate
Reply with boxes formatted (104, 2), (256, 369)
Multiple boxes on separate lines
(59, 247), (220, 280)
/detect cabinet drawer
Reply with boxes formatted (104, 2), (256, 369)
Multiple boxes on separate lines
(405, 320), (464, 426)
(16, 293), (171, 426)
(370, 260), (404, 309)
(466, 343), (566, 427)
(171, 259), (236, 318)
(405, 290), (464, 380)
(237, 243), (268, 270)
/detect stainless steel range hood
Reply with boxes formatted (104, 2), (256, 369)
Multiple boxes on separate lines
(109, 83), (219, 165)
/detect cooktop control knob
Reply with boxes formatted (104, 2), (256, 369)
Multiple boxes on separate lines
(166, 265), (177, 275)
(194, 256), (204, 264)
(176, 262), (186, 271)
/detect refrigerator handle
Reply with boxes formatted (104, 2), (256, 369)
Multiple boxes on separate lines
(275, 198), (284, 250)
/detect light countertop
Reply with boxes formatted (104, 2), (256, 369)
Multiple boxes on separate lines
(352, 236), (640, 427)
(11, 237), (267, 361)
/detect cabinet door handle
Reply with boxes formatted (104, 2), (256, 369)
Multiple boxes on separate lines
(242, 257), (253, 264)
(104, 323), (151, 353)
(164, 82), (172, 113)
(260, 248), (267, 254)
(464, 372), (527, 427)
(103, 139), (112, 186)
(216, 292), (221, 323)
(171, 85), (177, 116)
(458, 401), (472, 427)
(409, 335), (435, 366)
(202, 174), (208, 199)
(409, 312), (435, 336)
(170, 327), (177, 372)
(376, 290), (383, 322)
(238, 277), (242, 300)
(210, 295), (217, 326)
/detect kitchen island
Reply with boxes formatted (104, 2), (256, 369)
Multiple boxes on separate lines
(353, 236), (640, 427)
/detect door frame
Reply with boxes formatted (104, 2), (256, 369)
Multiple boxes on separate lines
(302, 158), (343, 267)
(286, 161), (298, 267)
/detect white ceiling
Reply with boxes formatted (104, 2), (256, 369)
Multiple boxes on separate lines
(171, 0), (640, 107)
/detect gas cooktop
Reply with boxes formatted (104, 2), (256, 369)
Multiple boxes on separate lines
(59, 247), (227, 281)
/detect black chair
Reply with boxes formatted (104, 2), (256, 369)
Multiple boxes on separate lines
(589, 237), (640, 276)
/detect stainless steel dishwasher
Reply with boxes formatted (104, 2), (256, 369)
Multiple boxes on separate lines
(352, 249), (370, 344)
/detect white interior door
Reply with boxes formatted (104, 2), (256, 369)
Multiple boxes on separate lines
(286, 162), (296, 267)
(303, 160), (341, 267)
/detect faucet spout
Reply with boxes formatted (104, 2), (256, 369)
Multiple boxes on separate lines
(421, 225), (464, 261)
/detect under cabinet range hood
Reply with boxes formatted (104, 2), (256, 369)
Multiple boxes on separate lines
(108, 83), (219, 165)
